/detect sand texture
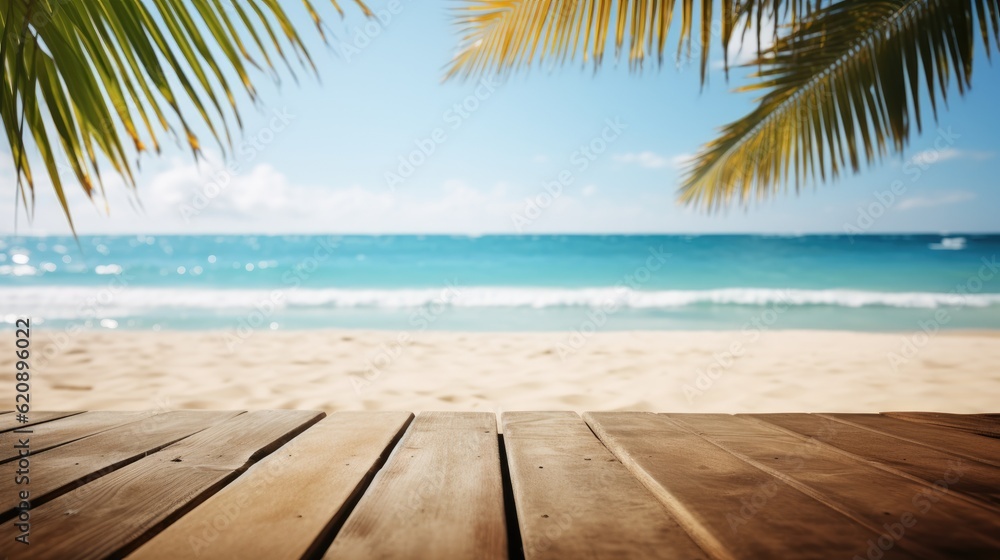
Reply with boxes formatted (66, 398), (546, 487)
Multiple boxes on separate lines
(4, 329), (998, 415)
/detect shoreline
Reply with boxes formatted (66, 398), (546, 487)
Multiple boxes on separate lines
(4, 329), (998, 414)
(8, 326), (1000, 333)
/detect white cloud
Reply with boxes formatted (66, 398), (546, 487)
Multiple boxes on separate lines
(711, 18), (777, 70)
(669, 153), (695, 169)
(1, 156), (536, 234)
(614, 151), (668, 168)
(168, 162), (302, 219)
(0, 153), (677, 234)
(3, 150), (991, 236)
(614, 151), (692, 169)
(897, 191), (976, 211)
(909, 148), (994, 167)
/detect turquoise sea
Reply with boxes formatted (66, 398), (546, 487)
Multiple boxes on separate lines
(1, 234), (999, 331)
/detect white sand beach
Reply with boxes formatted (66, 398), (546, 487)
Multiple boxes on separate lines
(5, 329), (999, 415)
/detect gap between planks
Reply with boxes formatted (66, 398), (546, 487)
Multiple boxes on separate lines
(129, 411), (414, 560)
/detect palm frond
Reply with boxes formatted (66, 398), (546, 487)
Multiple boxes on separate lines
(1, 0), (368, 233)
(680, 0), (1000, 210)
(446, 0), (829, 82)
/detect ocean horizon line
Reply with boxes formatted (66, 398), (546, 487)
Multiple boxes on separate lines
(2, 231), (1000, 239)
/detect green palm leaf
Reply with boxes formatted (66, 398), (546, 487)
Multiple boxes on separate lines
(1, 0), (367, 233)
(680, 0), (1000, 210)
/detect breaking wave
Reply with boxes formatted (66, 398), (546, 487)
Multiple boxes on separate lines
(3, 286), (999, 320)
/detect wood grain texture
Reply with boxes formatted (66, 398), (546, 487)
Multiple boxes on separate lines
(2, 410), (998, 559)
(0, 411), (158, 464)
(823, 413), (1000, 467)
(584, 412), (893, 560)
(669, 413), (1000, 558)
(0, 410), (322, 559)
(752, 413), (1000, 508)
(0, 410), (240, 521)
(883, 412), (1000, 439)
(0, 411), (82, 432)
(322, 412), (507, 560)
(129, 411), (413, 560)
(502, 411), (707, 559)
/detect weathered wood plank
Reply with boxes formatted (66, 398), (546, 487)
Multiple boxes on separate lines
(823, 413), (1000, 467)
(0, 410), (241, 521)
(883, 412), (1000, 439)
(0, 410), (322, 559)
(0, 411), (82, 432)
(502, 411), (707, 559)
(0, 410), (159, 464)
(584, 412), (892, 560)
(669, 413), (1000, 558)
(130, 411), (414, 560)
(752, 413), (1000, 508)
(322, 412), (506, 560)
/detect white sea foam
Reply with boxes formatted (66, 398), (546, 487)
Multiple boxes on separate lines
(0, 265), (37, 276)
(0, 286), (998, 318)
(929, 237), (967, 250)
(94, 264), (123, 275)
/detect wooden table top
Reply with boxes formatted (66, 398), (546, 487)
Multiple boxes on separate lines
(1, 410), (998, 559)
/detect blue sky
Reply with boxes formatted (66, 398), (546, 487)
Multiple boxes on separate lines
(2, 1), (999, 235)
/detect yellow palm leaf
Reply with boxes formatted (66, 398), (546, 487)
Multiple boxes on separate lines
(447, 1), (822, 81)
(447, 0), (999, 210)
